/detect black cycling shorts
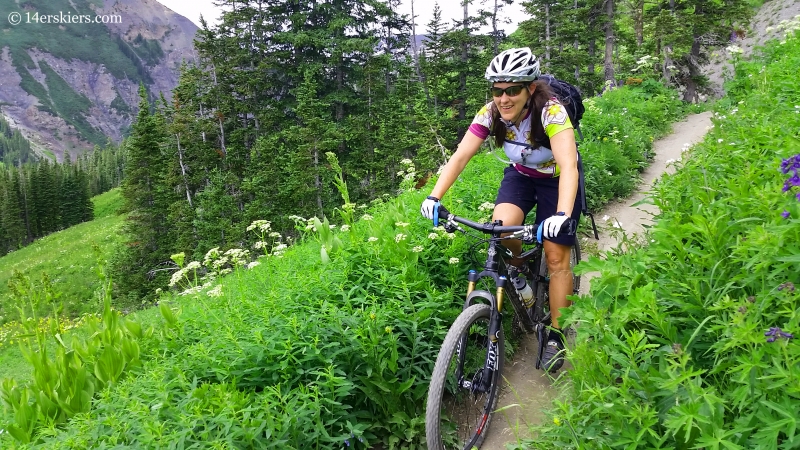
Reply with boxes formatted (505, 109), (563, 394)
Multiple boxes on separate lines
(494, 165), (581, 246)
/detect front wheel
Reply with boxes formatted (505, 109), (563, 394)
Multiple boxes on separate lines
(426, 303), (504, 450)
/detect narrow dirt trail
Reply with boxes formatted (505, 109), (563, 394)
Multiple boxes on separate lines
(480, 111), (714, 450)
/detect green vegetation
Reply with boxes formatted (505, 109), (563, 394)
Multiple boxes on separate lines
(91, 188), (123, 219)
(109, 92), (131, 115)
(521, 24), (800, 450)
(131, 33), (165, 67)
(0, 83), (684, 448)
(0, 190), (124, 324)
(0, 116), (36, 166)
(0, 140), (126, 256)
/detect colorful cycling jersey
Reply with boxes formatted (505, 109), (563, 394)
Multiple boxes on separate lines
(468, 97), (573, 177)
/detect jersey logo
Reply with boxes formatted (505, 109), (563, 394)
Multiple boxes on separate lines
(506, 129), (517, 141)
(545, 103), (568, 125)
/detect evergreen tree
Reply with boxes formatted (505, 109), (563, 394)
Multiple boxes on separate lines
(111, 85), (171, 303)
(1, 170), (27, 252)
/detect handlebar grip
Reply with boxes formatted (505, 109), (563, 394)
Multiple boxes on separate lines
(434, 204), (451, 227)
(536, 218), (577, 243)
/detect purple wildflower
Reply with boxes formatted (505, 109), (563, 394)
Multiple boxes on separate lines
(781, 154), (800, 174)
(765, 327), (794, 342)
(778, 281), (796, 292)
(781, 154), (800, 196)
(782, 210), (791, 219)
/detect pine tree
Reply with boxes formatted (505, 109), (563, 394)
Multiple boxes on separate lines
(1, 170), (27, 252)
(111, 85), (171, 303)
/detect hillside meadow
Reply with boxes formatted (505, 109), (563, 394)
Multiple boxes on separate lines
(0, 189), (124, 322)
(0, 82), (692, 447)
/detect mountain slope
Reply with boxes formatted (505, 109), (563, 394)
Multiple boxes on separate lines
(0, 0), (198, 161)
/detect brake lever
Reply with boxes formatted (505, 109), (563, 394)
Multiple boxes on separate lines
(509, 225), (537, 244)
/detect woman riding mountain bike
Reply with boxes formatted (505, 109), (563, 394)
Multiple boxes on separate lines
(420, 47), (581, 372)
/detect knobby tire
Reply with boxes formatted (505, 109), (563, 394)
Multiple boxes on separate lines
(426, 303), (504, 450)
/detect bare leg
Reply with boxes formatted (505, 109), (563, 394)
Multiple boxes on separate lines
(543, 240), (573, 329)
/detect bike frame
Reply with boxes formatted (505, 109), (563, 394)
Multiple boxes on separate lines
(455, 219), (545, 394)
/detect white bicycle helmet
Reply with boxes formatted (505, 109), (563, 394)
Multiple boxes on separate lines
(485, 47), (540, 82)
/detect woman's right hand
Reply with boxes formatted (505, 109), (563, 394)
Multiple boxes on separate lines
(420, 196), (440, 220)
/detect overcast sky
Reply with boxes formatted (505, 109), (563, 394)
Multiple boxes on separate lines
(156, 0), (528, 34)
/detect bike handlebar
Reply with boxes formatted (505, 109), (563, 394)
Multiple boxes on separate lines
(434, 204), (575, 244)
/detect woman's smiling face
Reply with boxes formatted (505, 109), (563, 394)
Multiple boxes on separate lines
(492, 82), (533, 123)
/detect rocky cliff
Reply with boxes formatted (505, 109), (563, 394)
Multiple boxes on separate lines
(0, 0), (198, 161)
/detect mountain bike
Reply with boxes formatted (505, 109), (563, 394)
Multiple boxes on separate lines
(425, 204), (581, 450)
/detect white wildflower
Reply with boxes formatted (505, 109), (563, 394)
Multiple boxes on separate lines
(449, 257), (460, 265)
(207, 285), (223, 298)
(395, 233), (407, 243)
(169, 268), (186, 287)
(179, 285), (203, 296)
(362, 214), (374, 221)
(247, 261), (261, 269)
(368, 237), (378, 242)
(247, 219), (270, 231)
(400, 158), (413, 166)
(428, 233), (438, 240)
(340, 225), (350, 232)
(274, 244), (288, 252)
(395, 222), (410, 228)
(204, 247), (221, 261)
(269, 232), (281, 238)
(726, 45), (743, 54)
(254, 241), (267, 249)
(478, 202), (496, 211)
(446, 233), (456, 240)
(186, 261), (201, 270)
(412, 246), (424, 253)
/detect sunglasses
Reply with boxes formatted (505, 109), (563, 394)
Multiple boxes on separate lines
(490, 84), (527, 97)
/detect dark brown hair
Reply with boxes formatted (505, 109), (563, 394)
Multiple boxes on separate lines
(490, 79), (554, 147)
